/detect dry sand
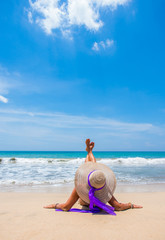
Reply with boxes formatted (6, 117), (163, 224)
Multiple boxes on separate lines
(0, 191), (165, 240)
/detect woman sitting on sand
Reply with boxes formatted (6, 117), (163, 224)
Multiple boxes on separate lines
(44, 139), (142, 213)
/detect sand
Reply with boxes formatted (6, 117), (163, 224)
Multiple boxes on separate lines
(0, 191), (165, 240)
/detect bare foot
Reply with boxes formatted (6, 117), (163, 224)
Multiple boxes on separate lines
(89, 142), (94, 151)
(85, 139), (90, 152)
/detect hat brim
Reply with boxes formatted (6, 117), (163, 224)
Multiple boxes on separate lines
(75, 162), (116, 204)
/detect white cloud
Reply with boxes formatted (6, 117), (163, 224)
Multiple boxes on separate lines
(106, 39), (114, 47)
(28, 0), (130, 36)
(68, 0), (102, 31)
(1, 108), (164, 150)
(95, 0), (130, 9)
(0, 64), (23, 100)
(28, 11), (33, 23)
(0, 65), (14, 95)
(0, 108), (156, 133)
(0, 81), (10, 95)
(0, 95), (8, 103)
(92, 39), (114, 51)
(100, 41), (105, 48)
(29, 0), (67, 35)
(92, 42), (99, 51)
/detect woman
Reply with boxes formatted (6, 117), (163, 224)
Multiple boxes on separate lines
(44, 139), (142, 212)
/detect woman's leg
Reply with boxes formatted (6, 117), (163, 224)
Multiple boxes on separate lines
(44, 139), (142, 211)
(79, 139), (96, 206)
(44, 139), (95, 210)
(85, 140), (143, 210)
(85, 139), (96, 163)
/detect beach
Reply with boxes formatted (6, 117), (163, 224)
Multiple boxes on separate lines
(0, 191), (165, 240)
(1, 151), (165, 239)
(1, 0), (165, 238)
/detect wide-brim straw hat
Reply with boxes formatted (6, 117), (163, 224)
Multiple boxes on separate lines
(75, 162), (116, 204)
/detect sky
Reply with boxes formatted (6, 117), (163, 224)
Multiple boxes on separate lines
(0, 0), (165, 151)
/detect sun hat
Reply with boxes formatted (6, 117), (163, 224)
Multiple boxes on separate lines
(75, 162), (116, 204)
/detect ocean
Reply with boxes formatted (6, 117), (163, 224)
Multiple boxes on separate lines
(0, 151), (165, 192)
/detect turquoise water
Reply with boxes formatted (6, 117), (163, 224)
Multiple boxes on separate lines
(1, 151), (165, 158)
(0, 151), (165, 190)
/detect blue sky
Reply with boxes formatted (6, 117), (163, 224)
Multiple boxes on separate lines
(0, 0), (165, 151)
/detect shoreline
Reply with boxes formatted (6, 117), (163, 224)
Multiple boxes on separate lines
(1, 182), (165, 193)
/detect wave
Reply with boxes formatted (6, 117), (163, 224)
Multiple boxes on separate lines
(1, 156), (165, 188)
(0, 157), (85, 165)
(1, 174), (165, 187)
(98, 157), (165, 166)
(1, 157), (165, 166)
(0, 178), (74, 186)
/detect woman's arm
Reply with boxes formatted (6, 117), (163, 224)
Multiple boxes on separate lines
(109, 195), (143, 210)
(44, 188), (79, 211)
